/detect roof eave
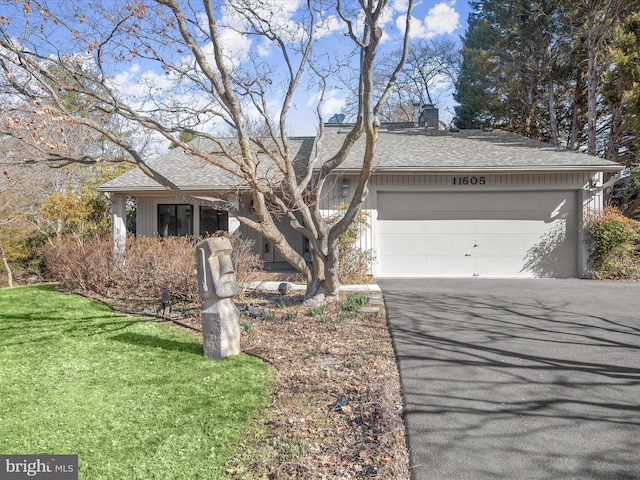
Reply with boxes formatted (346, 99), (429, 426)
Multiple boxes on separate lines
(331, 165), (625, 174)
(97, 185), (251, 194)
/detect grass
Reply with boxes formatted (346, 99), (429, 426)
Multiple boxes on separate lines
(0, 285), (271, 479)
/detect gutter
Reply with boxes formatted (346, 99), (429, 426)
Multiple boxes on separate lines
(330, 165), (625, 174)
(97, 185), (251, 194)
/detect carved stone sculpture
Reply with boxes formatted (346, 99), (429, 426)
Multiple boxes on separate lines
(195, 237), (240, 359)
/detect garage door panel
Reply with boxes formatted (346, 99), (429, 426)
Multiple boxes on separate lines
(379, 218), (573, 236)
(477, 253), (577, 278)
(378, 253), (577, 278)
(379, 209), (574, 223)
(426, 257), (478, 276)
(377, 255), (477, 277)
(471, 219), (571, 235)
(378, 192), (575, 217)
(380, 232), (485, 253)
(377, 256), (430, 277)
(477, 236), (576, 257)
(377, 233), (430, 255)
(376, 191), (578, 278)
(379, 219), (490, 234)
(425, 234), (482, 252)
(418, 232), (571, 256)
(377, 219), (449, 234)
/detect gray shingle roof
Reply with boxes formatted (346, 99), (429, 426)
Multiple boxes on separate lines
(100, 126), (622, 193)
(99, 136), (315, 193)
(319, 125), (624, 172)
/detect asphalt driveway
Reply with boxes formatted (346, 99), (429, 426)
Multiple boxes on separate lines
(378, 278), (640, 480)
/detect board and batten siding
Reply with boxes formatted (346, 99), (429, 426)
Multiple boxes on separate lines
(134, 194), (304, 268)
(135, 196), (155, 237)
(320, 172), (605, 278)
(135, 195), (243, 238)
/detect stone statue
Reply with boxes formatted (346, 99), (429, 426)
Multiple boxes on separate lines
(195, 237), (240, 359)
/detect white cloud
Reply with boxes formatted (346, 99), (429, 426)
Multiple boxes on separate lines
(315, 13), (344, 39)
(395, 13), (425, 39)
(111, 69), (135, 93)
(391, 0), (410, 13)
(229, 0), (303, 42)
(321, 95), (346, 118)
(377, 3), (398, 43)
(109, 64), (175, 101)
(214, 5), (254, 66)
(307, 90), (346, 119)
(264, 0), (302, 31)
(395, 1), (460, 39)
(210, 29), (253, 68)
(211, 0), (308, 59)
(256, 40), (273, 57)
(424, 2), (460, 36)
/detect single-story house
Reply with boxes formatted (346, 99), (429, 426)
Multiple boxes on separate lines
(99, 116), (623, 279)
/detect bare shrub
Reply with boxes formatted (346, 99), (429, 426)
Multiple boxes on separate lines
(44, 236), (115, 294)
(45, 234), (263, 303)
(327, 205), (375, 284)
(116, 236), (198, 303)
(228, 235), (264, 298)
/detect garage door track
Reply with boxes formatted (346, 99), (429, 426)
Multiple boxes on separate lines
(379, 279), (640, 480)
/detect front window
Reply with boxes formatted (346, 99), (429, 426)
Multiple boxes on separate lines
(158, 204), (192, 237)
(199, 206), (228, 237)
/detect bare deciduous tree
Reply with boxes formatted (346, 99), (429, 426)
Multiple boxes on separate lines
(378, 38), (461, 123)
(0, 163), (58, 286)
(0, 0), (413, 303)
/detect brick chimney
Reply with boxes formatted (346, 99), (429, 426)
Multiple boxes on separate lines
(419, 104), (439, 129)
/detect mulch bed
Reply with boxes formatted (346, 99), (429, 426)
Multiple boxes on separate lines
(88, 288), (410, 479)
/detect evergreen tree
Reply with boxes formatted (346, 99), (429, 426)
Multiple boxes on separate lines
(604, 1), (640, 165)
(453, 0), (638, 161)
(453, 8), (502, 129)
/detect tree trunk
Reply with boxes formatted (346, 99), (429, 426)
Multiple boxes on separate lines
(0, 239), (13, 288)
(548, 76), (559, 146)
(323, 238), (341, 301)
(570, 68), (587, 150)
(623, 197), (640, 218)
(523, 85), (537, 138)
(605, 103), (625, 163)
(302, 238), (341, 305)
(586, 1), (600, 156)
(304, 250), (326, 305)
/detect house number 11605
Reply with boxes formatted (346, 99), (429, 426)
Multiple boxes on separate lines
(452, 176), (486, 185)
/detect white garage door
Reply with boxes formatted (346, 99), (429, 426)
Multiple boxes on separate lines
(376, 190), (578, 278)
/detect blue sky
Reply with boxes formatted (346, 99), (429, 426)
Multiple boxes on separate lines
(103, 1), (474, 139)
(2, 0), (474, 149)
(290, 0), (474, 134)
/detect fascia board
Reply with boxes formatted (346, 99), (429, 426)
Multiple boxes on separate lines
(328, 165), (625, 174)
(97, 185), (251, 194)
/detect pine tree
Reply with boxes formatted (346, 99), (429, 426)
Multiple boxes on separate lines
(454, 0), (637, 161)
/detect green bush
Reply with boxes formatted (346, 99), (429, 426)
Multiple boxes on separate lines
(584, 207), (640, 279)
(0, 230), (47, 286)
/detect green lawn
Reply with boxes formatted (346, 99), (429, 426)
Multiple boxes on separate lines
(0, 285), (271, 479)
